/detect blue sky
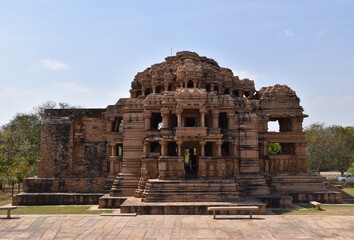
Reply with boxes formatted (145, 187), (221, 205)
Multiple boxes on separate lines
(0, 0), (353, 127)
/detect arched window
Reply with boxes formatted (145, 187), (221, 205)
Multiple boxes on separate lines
(156, 86), (162, 93)
(206, 84), (211, 92)
(135, 90), (142, 97)
(144, 88), (152, 96)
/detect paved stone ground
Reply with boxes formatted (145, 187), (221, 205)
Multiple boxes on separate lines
(1, 214), (354, 239)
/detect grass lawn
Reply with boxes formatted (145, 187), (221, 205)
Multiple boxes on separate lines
(0, 191), (12, 206)
(0, 205), (113, 215)
(272, 204), (354, 215)
(1, 192), (113, 215)
(342, 187), (354, 197)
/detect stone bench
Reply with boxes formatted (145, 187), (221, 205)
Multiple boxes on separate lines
(309, 201), (322, 210)
(0, 206), (18, 219)
(207, 206), (259, 219)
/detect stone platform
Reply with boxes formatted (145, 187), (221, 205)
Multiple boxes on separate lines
(2, 214), (354, 239)
(12, 193), (104, 205)
(120, 197), (267, 215)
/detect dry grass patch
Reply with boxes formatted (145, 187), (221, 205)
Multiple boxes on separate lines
(272, 204), (354, 215)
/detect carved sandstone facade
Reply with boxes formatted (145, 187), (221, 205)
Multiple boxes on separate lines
(14, 51), (341, 208)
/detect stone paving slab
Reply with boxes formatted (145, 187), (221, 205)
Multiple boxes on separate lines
(0, 214), (353, 239)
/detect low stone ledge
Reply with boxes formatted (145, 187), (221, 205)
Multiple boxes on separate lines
(12, 192), (104, 205)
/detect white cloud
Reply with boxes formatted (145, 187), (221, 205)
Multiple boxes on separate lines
(55, 82), (90, 93)
(38, 59), (70, 70)
(279, 29), (295, 38)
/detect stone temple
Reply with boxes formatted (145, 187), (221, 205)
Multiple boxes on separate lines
(14, 51), (341, 214)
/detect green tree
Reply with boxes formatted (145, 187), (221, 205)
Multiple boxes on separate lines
(305, 123), (354, 173)
(0, 101), (76, 194)
(305, 123), (335, 172)
(0, 113), (40, 194)
(330, 126), (354, 175)
(269, 143), (282, 155)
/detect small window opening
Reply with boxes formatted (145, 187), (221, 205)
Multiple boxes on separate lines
(167, 142), (178, 156)
(267, 120), (279, 132)
(187, 80), (194, 88)
(116, 144), (123, 156)
(214, 86), (218, 92)
(205, 142), (213, 156)
(169, 114), (177, 129)
(144, 88), (152, 96)
(221, 142), (230, 157)
(113, 118), (123, 132)
(150, 142), (161, 153)
(185, 117), (197, 127)
(244, 91), (250, 98)
(269, 143), (281, 155)
(218, 112), (228, 129)
(206, 84), (211, 92)
(151, 113), (162, 130)
(224, 89), (230, 94)
(135, 90), (142, 98)
(156, 86), (162, 93)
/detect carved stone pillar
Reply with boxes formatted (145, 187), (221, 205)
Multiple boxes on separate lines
(216, 140), (222, 157)
(176, 139), (184, 178)
(227, 112), (235, 130)
(164, 83), (169, 92)
(160, 140), (167, 157)
(177, 140), (183, 158)
(144, 111), (151, 130)
(176, 109), (182, 127)
(109, 143), (116, 177)
(143, 141), (149, 157)
(152, 84), (156, 94)
(200, 110), (206, 128)
(162, 108), (169, 129)
(199, 140), (206, 157)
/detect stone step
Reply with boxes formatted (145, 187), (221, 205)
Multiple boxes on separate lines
(110, 173), (140, 197)
(142, 192), (241, 202)
(270, 173), (328, 193)
(239, 173), (270, 196)
(142, 179), (242, 202)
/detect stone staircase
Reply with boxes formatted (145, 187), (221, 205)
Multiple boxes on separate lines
(141, 179), (241, 202)
(102, 176), (115, 193)
(239, 159), (261, 173)
(326, 184), (354, 202)
(270, 173), (327, 193)
(110, 173), (140, 197)
(239, 173), (271, 196)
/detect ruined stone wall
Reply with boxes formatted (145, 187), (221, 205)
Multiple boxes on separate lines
(37, 109), (107, 179)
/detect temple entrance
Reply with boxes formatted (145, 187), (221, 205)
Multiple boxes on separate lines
(184, 147), (198, 179)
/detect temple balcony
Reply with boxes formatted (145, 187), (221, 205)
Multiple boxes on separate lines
(106, 132), (123, 142)
(263, 132), (305, 143)
(144, 129), (161, 138)
(268, 154), (301, 172)
(207, 128), (220, 135)
(175, 127), (207, 138)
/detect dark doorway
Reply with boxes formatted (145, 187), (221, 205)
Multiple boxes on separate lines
(184, 147), (198, 179)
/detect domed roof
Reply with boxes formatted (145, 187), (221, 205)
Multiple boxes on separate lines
(130, 51), (255, 98)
